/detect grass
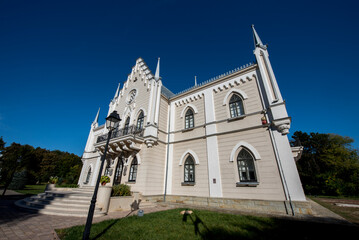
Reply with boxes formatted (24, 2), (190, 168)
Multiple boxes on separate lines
(13, 184), (47, 195)
(309, 196), (359, 225)
(56, 208), (359, 240)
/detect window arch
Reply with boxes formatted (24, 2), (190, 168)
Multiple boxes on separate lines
(84, 166), (92, 184)
(229, 94), (244, 118)
(123, 117), (130, 135)
(237, 148), (257, 182)
(185, 108), (194, 129)
(184, 156), (195, 183)
(128, 157), (138, 182)
(136, 111), (144, 131)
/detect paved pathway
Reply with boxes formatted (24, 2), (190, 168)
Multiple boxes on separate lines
(0, 191), (172, 240)
(0, 190), (351, 240)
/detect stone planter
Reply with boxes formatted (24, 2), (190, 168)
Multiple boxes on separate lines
(97, 186), (112, 213)
(108, 196), (135, 212)
(45, 184), (56, 191)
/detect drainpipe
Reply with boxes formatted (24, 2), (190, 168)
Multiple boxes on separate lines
(254, 71), (295, 216)
(164, 102), (171, 202)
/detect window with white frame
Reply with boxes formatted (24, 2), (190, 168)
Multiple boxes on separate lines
(184, 156), (195, 182)
(128, 157), (138, 182)
(237, 148), (257, 182)
(229, 94), (244, 118)
(84, 167), (92, 184)
(185, 108), (194, 129)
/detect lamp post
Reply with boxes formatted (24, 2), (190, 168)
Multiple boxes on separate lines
(83, 110), (121, 240)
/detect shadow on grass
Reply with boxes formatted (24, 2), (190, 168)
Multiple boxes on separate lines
(181, 209), (359, 240)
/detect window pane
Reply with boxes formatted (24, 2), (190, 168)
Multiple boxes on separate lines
(237, 149), (256, 182)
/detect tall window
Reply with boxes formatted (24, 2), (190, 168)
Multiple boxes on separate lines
(229, 94), (244, 118)
(84, 167), (92, 184)
(114, 156), (124, 185)
(185, 109), (194, 129)
(128, 157), (138, 182)
(184, 156), (195, 182)
(104, 160), (111, 176)
(123, 117), (130, 135)
(136, 111), (144, 131)
(237, 149), (256, 182)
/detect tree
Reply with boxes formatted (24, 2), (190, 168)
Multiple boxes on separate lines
(292, 131), (359, 196)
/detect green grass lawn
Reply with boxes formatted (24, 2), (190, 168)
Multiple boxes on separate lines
(14, 184), (47, 195)
(56, 208), (359, 240)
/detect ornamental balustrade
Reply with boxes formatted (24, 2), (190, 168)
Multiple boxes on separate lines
(96, 125), (144, 143)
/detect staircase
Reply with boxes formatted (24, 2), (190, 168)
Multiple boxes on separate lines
(15, 187), (106, 217)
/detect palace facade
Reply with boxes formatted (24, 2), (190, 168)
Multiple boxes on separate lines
(78, 26), (307, 214)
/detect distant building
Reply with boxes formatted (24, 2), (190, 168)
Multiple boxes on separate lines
(79, 26), (308, 214)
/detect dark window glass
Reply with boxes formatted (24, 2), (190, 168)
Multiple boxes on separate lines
(136, 111), (144, 130)
(114, 156), (124, 185)
(185, 109), (194, 129)
(184, 156), (195, 182)
(123, 117), (130, 135)
(237, 149), (256, 182)
(129, 157), (138, 182)
(229, 94), (244, 118)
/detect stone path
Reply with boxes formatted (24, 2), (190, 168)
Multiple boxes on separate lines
(0, 190), (352, 240)
(0, 191), (172, 240)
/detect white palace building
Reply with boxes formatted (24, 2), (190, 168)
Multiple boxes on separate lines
(78, 26), (310, 215)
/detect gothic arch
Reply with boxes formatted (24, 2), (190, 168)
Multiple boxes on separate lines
(223, 89), (248, 106)
(179, 150), (200, 166)
(180, 104), (199, 118)
(229, 141), (261, 162)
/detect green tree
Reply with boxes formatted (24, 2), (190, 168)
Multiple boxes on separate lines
(292, 131), (359, 196)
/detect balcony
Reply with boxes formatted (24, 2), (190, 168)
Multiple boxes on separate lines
(96, 125), (144, 144)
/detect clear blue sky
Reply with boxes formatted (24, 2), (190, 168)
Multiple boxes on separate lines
(1, 0), (358, 156)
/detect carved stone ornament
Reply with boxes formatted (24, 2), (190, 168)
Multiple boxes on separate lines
(271, 117), (291, 135)
(126, 89), (137, 104)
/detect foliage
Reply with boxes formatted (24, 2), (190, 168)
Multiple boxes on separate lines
(56, 183), (79, 188)
(100, 175), (110, 184)
(8, 169), (27, 190)
(56, 208), (359, 240)
(292, 131), (359, 196)
(112, 184), (131, 196)
(49, 176), (59, 184)
(0, 137), (82, 189)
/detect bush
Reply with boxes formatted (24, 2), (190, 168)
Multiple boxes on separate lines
(8, 170), (27, 190)
(49, 176), (58, 184)
(112, 184), (131, 196)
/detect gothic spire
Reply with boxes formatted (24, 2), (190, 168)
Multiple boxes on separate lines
(251, 25), (267, 50)
(93, 108), (100, 124)
(114, 83), (120, 99)
(155, 57), (160, 81)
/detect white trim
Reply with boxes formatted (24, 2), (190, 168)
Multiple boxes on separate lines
(179, 150), (200, 165)
(180, 104), (199, 118)
(128, 153), (141, 165)
(135, 108), (147, 118)
(222, 89), (248, 106)
(230, 141), (261, 162)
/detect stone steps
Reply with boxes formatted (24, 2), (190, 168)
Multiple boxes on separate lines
(15, 187), (106, 217)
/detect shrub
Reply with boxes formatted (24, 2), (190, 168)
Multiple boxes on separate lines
(112, 184), (131, 196)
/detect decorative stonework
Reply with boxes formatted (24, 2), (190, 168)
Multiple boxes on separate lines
(271, 117), (291, 135)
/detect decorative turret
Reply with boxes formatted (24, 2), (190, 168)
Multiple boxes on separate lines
(252, 25), (289, 134)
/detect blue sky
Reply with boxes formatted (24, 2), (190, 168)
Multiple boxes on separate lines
(1, 0), (358, 156)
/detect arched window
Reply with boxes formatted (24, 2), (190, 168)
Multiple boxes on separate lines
(136, 111), (144, 131)
(128, 157), (138, 182)
(229, 94), (244, 118)
(185, 109), (194, 129)
(123, 117), (130, 135)
(237, 149), (256, 182)
(84, 167), (92, 184)
(104, 160), (111, 176)
(114, 156), (124, 185)
(184, 156), (195, 182)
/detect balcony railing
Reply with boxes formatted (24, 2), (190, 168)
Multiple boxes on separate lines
(96, 125), (144, 143)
